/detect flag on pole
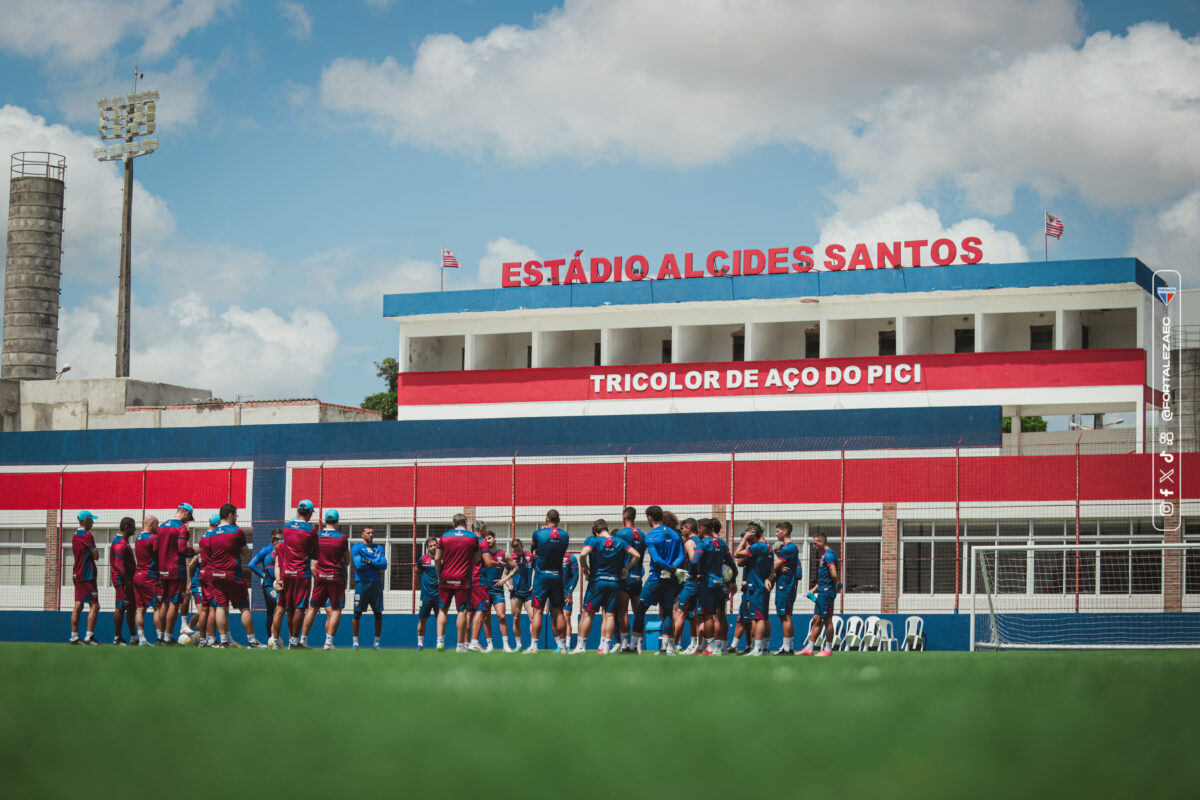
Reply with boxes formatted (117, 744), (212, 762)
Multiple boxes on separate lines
(1045, 213), (1064, 238)
(441, 248), (461, 269)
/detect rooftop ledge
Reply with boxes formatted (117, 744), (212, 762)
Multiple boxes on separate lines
(383, 257), (1159, 319)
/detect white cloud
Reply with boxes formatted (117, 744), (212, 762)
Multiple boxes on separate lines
(475, 237), (538, 287)
(280, 2), (313, 42)
(825, 22), (1200, 218)
(816, 202), (1029, 268)
(319, 0), (1079, 165)
(59, 291), (340, 399)
(0, 0), (236, 65)
(1130, 191), (1200, 279)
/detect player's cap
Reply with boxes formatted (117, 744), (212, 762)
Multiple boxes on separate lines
(209, 514), (221, 527)
(77, 510), (97, 522)
(298, 499), (315, 513)
(177, 502), (195, 520)
(324, 509), (340, 524)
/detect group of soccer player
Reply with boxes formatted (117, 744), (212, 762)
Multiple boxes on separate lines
(67, 498), (389, 650)
(417, 505), (841, 656)
(69, 498), (840, 655)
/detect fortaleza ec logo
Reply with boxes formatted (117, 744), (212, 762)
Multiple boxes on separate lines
(1158, 286), (1177, 305)
(501, 238), (985, 287)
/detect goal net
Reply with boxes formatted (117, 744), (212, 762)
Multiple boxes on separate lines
(970, 542), (1200, 650)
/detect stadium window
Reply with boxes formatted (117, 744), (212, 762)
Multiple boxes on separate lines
(901, 521), (932, 594)
(661, 339), (672, 363)
(593, 342), (601, 367)
(460, 348), (465, 370)
(996, 521), (1029, 593)
(1186, 519), (1200, 595)
(954, 328), (975, 353)
(1081, 324), (1090, 349)
(878, 330), (896, 357)
(731, 330), (745, 362)
(1098, 519), (1131, 594)
(526, 345), (532, 368)
(844, 522), (881, 594)
(1032, 521), (1066, 594)
(1030, 324), (1054, 351)
(805, 330), (820, 359)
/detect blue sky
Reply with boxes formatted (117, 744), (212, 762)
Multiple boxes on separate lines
(0, 0), (1197, 405)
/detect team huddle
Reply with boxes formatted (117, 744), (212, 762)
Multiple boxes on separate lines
(67, 501), (840, 655)
(67, 499), (387, 649)
(417, 505), (841, 656)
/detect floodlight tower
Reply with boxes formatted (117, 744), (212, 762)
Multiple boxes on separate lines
(93, 86), (159, 377)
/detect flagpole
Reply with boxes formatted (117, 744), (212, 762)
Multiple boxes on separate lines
(1044, 212), (1048, 262)
(440, 250), (444, 292)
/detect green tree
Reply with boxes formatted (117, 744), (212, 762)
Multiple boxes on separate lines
(361, 357), (399, 420)
(1001, 415), (1048, 433)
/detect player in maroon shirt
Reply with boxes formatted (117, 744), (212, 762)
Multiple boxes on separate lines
(156, 502), (193, 645)
(132, 516), (160, 645)
(272, 500), (318, 648)
(201, 503), (264, 648)
(69, 510), (100, 645)
(109, 516), (138, 645)
(435, 513), (493, 651)
(301, 509), (351, 649)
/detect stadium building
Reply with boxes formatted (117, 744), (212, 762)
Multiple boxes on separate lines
(1, 255), (1197, 650)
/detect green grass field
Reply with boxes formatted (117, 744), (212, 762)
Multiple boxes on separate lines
(1, 645), (1197, 799)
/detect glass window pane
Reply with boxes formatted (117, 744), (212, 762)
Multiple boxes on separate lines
(845, 522), (880, 539)
(390, 541), (416, 591)
(903, 541), (930, 594)
(1099, 542), (1130, 594)
(1186, 550), (1200, 595)
(1131, 548), (1162, 594)
(996, 549), (1026, 593)
(998, 521), (1028, 540)
(23, 549), (45, 588)
(902, 521), (931, 538)
(1033, 549), (1065, 594)
(933, 540), (958, 593)
(0, 547), (19, 585)
(844, 541), (879, 593)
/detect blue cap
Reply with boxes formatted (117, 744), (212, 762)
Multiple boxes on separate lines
(324, 509), (340, 523)
(298, 499), (314, 513)
(209, 514), (221, 527)
(177, 503), (194, 519)
(77, 510), (97, 522)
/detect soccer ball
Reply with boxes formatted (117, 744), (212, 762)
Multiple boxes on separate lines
(178, 633), (193, 647)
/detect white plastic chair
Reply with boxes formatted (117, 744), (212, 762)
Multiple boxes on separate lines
(901, 616), (926, 651)
(841, 615), (864, 650)
(861, 615), (881, 650)
(831, 615), (844, 650)
(876, 618), (898, 651)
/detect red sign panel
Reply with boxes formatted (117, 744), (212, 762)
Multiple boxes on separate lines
(396, 349), (1145, 406)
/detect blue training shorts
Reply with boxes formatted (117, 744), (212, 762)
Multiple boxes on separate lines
(418, 595), (441, 621)
(676, 581), (699, 613)
(814, 589), (835, 618)
(354, 582), (383, 616)
(531, 572), (565, 610)
(745, 587), (768, 621)
(775, 585), (797, 617)
(638, 572), (681, 614)
(585, 582), (620, 614)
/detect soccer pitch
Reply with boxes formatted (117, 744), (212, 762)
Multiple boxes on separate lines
(2, 645), (1196, 799)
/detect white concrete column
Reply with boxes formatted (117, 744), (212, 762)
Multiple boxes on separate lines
(674, 324), (704, 363)
(747, 321), (780, 362)
(897, 316), (932, 356)
(822, 318), (853, 358)
(1056, 309), (1082, 350)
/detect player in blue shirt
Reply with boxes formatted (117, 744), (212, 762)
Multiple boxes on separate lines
(562, 551), (579, 649)
(499, 537), (533, 650)
(416, 537), (439, 650)
(527, 509), (570, 654)
(351, 527), (388, 650)
(632, 505), (686, 654)
(709, 519), (737, 651)
(735, 521), (775, 656)
(248, 528), (283, 637)
(798, 532), (840, 657)
(476, 529), (516, 652)
(769, 522), (801, 654)
(673, 518), (703, 654)
(612, 506), (645, 653)
(574, 519), (639, 653)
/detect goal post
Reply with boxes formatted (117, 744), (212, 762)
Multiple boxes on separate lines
(970, 542), (1199, 650)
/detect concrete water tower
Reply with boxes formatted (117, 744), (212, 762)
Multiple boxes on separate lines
(2, 152), (66, 380)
